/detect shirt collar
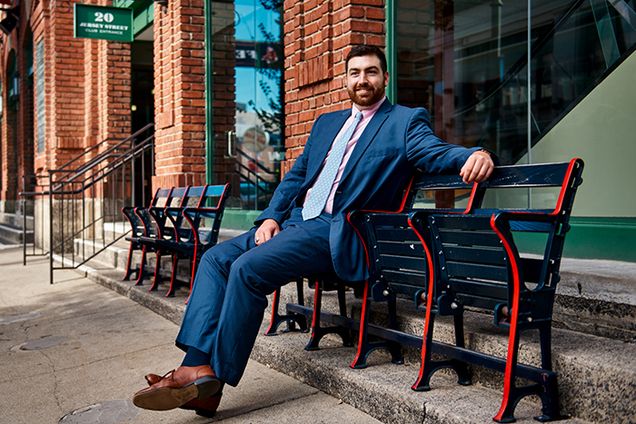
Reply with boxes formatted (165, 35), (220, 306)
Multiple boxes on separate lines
(352, 96), (386, 119)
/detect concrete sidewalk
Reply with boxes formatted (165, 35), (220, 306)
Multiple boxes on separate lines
(0, 246), (381, 424)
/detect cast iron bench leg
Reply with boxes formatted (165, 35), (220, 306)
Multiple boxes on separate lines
(305, 280), (353, 351)
(413, 309), (471, 391)
(164, 255), (179, 297)
(134, 247), (148, 286)
(264, 279), (307, 336)
(148, 251), (162, 292)
(123, 243), (135, 281)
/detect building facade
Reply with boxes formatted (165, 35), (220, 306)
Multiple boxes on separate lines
(0, 0), (635, 260)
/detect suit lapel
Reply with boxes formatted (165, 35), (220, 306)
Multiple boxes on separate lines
(305, 109), (351, 184)
(339, 99), (393, 184)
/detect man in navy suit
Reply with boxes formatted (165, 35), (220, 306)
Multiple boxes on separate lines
(132, 45), (494, 416)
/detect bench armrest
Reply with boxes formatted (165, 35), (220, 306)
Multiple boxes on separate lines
(494, 210), (556, 223)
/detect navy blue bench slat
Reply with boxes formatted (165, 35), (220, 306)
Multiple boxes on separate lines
(445, 261), (508, 281)
(379, 255), (427, 273)
(376, 241), (425, 256)
(431, 214), (493, 231)
(381, 269), (426, 285)
(442, 245), (507, 266)
(436, 229), (502, 247)
(374, 227), (417, 242)
(477, 162), (571, 188)
(450, 278), (508, 302)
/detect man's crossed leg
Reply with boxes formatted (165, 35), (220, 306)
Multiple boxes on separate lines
(133, 208), (335, 416)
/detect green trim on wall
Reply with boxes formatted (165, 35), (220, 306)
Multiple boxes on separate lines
(223, 209), (260, 230)
(515, 217), (636, 262)
(205, 0), (214, 184)
(218, 213), (636, 262)
(385, 0), (396, 103)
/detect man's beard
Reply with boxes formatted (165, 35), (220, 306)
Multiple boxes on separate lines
(348, 83), (385, 106)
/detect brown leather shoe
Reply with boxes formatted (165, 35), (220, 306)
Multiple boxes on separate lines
(132, 365), (221, 411)
(181, 393), (223, 417)
(144, 373), (163, 386)
(144, 371), (223, 417)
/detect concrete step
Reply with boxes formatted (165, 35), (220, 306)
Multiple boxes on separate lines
(71, 234), (636, 343)
(71, 259), (634, 424)
(72, 228), (247, 284)
(0, 223), (33, 245)
(0, 212), (33, 228)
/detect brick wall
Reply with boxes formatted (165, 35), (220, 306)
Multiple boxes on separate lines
(282, 0), (385, 175)
(152, 0), (208, 190)
(26, 0), (131, 183)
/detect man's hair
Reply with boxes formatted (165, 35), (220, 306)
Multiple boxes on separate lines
(345, 45), (388, 73)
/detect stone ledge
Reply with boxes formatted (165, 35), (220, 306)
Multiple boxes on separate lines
(74, 258), (634, 423)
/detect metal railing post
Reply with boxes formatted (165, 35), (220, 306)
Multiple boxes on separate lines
(49, 171), (54, 285)
(22, 175), (27, 266)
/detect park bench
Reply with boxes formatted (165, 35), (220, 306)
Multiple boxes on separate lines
(122, 184), (229, 297)
(157, 183), (230, 296)
(266, 172), (475, 354)
(268, 158), (584, 423)
(409, 158), (584, 422)
(121, 187), (172, 284)
(134, 185), (189, 290)
(138, 184), (229, 297)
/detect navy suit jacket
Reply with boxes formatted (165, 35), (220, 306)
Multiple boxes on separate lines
(256, 99), (479, 282)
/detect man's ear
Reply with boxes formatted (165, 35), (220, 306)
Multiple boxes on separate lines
(384, 71), (390, 87)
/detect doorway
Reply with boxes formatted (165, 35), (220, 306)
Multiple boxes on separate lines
(209, 0), (284, 211)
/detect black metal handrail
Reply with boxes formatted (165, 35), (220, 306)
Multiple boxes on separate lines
(20, 125), (155, 284)
(55, 123), (154, 175)
(234, 146), (279, 210)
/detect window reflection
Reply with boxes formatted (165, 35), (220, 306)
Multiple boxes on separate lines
(395, 0), (636, 165)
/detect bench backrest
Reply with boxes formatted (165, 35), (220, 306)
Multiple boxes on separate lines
(349, 173), (475, 306)
(183, 183), (231, 247)
(167, 185), (208, 241)
(135, 187), (171, 237)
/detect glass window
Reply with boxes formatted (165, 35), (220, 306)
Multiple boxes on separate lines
(394, 0), (636, 221)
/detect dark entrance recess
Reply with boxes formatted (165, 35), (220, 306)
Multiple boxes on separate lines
(131, 41), (154, 207)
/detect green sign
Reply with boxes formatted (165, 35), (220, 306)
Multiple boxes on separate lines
(74, 4), (133, 42)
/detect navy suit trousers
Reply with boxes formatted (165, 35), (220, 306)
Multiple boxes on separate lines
(175, 208), (335, 386)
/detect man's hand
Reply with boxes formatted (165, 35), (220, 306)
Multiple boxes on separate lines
(255, 219), (281, 246)
(460, 150), (495, 184)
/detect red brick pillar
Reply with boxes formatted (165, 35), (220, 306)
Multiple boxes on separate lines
(31, 0), (51, 178)
(282, 0), (385, 175)
(30, 0), (131, 175)
(152, 0), (207, 190)
(17, 2), (35, 196)
(0, 49), (19, 210)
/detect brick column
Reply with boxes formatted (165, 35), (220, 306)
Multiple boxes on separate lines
(282, 0), (385, 175)
(0, 61), (19, 211)
(29, 0), (131, 175)
(152, 0), (208, 190)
